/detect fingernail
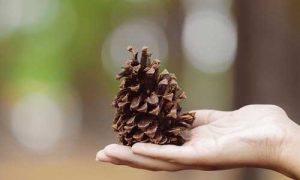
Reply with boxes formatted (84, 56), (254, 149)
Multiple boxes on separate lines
(104, 144), (119, 155)
(96, 150), (111, 162)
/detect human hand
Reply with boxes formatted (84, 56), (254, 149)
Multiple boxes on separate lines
(96, 105), (300, 179)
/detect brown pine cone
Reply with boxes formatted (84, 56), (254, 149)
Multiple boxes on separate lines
(112, 46), (195, 146)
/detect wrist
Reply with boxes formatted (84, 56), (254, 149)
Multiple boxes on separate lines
(276, 121), (300, 179)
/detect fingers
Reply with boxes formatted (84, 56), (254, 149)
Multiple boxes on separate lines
(96, 150), (112, 162)
(132, 143), (196, 165)
(96, 149), (123, 165)
(96, 144), (188, 171)
(191, 110), (232, 127)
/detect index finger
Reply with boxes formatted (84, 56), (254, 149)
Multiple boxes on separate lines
(191, 110), (232, 127)
(132, 143), (196, 165)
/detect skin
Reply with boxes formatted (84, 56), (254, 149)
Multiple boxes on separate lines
(96, 105), (300, 179)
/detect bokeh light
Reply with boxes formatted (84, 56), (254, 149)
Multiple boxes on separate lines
(101, 18), (168, 76)
(181, 0), (233, 12)
(0, 0), (59, 36)
(182, 11), (237, 74)
(182, 1), (237, 74)
(10, 93), (64, 153)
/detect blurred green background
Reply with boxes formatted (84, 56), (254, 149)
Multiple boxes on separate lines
(0, 0), (299, 179)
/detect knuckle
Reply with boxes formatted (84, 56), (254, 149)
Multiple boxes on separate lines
(266, 105), (285, 113)
(239, 104), (286, 115)
(263, 105), (287, 118)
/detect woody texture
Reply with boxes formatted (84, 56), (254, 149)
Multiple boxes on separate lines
(112, 46), (195, 146)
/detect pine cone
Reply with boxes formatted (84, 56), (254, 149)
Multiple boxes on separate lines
(112, 46), (195, 146)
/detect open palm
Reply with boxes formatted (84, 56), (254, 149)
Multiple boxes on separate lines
(96, 105), (297, 174)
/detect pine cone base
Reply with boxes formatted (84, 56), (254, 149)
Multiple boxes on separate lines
(112, 46), (195, 146)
